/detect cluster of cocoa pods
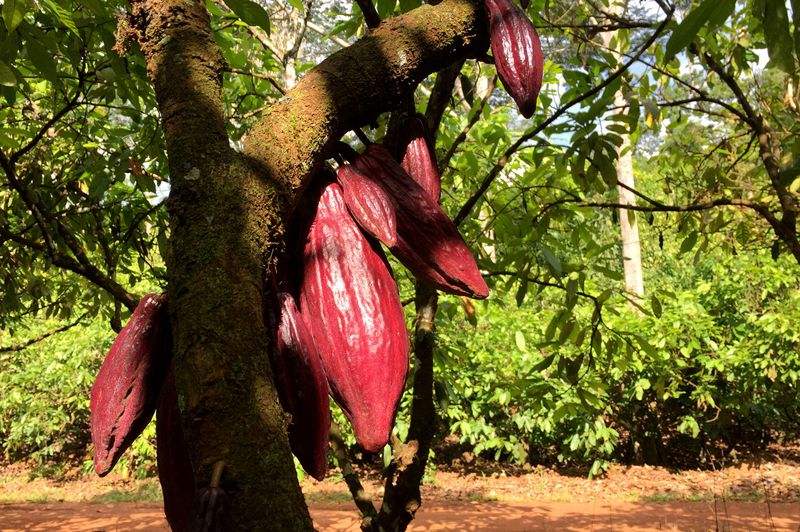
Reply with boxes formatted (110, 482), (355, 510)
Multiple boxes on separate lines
(272, 114), (488, 481)
(89, 1), (543, 527)
(87, 116), (488, 529)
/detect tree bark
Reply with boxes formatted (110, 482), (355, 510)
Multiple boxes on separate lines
(128, 1), (312, 529)
(127, 0), (488, 529)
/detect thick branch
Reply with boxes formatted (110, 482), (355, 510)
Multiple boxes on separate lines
(425, 60), (465, 137)
(243, 0), (488, 203)
(128, 0), (312, 529)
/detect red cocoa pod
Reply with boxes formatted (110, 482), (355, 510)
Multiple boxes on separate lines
(91, 293), (172, 476)
(337, 163), (398, 247)
(270, 292), (331, 480)
(354, 144), (489, 299)
(299, 183), (409, 452)
(156, 370), (195, 532)
(399, 115), (441, 203)
(485, 0), (543, 118)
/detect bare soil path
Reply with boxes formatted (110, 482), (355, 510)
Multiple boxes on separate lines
(2, 456), (799, 531)
(2, 500), (799, 531)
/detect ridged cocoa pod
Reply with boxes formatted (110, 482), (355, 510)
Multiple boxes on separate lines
(270, 292), (331, 480)
(354, 145), (489, 299)
(91, 293), (172, 476)
(156, 370), (194, 532)
(486, 0), (543, 118)
(399, 115), (441, 203)
(299, 183), (409, 452)
(189, 462), (229, 532)
(337, 163), (398, 247)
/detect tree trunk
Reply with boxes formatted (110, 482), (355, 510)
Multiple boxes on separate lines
(126, 0), (488, 529)
(599, 1), (644, 307)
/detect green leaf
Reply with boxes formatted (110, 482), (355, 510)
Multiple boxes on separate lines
(679, 231), (698, 255)
(224, 0), (271, 35)
(376, 0), (395, 19)
(286, 0), (305, 13)
(650, 295), (662, 318)
(541, 248), (562, 276)
(397, 0), (420, 13)
(514, 331), (526, 351)
(515, 278), (528, 307)
(2, 0), (29, 32)
(763, 0), (795, 73)
(40, 0), (79, 35)
(0, 59), (17, 86)
(529, 353), (556, 374)
(27, 39), (58, 84)
(664, 0), (735, 61)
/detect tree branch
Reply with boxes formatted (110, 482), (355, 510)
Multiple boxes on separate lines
(243, 0), (489, 202)
(374, 283), (439, 532)
(0, 312), (89, 353)
(356, 0), (381, 29)
(328, 422), (378, 522)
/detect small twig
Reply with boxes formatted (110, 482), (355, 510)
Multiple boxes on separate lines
(0, 311), (89, 353)
(227, 68), (285, 95)
(355, 0), (381, 29)
(328, 421), (378, 521)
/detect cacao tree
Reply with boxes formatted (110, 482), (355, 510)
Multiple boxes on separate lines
(2, 0), (800, 530)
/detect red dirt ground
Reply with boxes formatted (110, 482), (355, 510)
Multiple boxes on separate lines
(2, 455), (800, 530)
(1, 500), (799, 531)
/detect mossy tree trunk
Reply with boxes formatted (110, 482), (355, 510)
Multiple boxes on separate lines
(126, 0), (488, 529)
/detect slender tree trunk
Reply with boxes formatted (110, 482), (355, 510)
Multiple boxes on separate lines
(615, 90), (644, 303)
(600, 1), (644, 307)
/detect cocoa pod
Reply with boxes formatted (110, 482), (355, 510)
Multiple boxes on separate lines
(156, 370), (194, 532)
(91, 293), (172, 476)
(189, 462), (229, 532)
(299, 183), (409, 452)
(336, 163), (398, 247)
(271, 292), (331, 480)
(485, 0), (543, 118)
(399, 115), (441, 203)
(354, 144), (489, 299)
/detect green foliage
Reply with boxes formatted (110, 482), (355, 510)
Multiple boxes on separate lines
(0, 316), (155, 477)
(417, 247), (800, 471)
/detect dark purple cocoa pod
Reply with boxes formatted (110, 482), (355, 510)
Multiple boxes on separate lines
(399, 115), (441, 203)
(270, 292), (331, 480)
(189, 462), (229, 532)
(91, 293), (172, 476)
(156, 370), (194, 532)
(337, 163), (398, 247)
(486, 0), (543, 118)
(354, 145), (489, 299)
(299, 183), (409, 452)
